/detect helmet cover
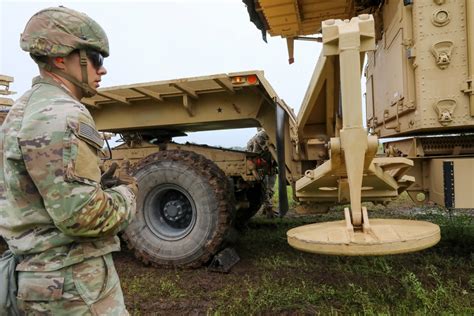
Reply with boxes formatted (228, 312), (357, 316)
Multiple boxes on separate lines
(20, 6), (109, 58)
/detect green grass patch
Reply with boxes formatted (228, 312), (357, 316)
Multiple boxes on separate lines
(272, 183), (298, 209)
(121, 271), (186, 300)
(209, 206), (474, 314)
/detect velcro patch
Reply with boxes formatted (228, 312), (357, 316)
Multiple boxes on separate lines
(78, 121), (104, 149)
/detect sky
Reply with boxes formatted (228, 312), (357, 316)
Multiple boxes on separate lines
(0, 0), (322, 147)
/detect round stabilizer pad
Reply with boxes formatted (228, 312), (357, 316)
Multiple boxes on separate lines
(287, 219), (440, 256)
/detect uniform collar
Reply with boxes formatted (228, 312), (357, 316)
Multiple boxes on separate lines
(32, 75), (79, 101)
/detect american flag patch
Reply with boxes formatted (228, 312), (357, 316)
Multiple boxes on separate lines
(78, 121), (104, 149)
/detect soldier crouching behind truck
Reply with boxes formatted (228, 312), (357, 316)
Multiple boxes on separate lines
(247, 128), (277, 218)
(0, 7), (137, 315)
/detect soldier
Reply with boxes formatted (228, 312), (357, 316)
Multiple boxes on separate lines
(0, 7), (137, 315)
(247, 128), (277, 218)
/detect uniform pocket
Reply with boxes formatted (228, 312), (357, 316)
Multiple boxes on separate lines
(74, 140), (102, 183)
(72, 256), (107, 305)
(73, 254), (127, 315)
(90, 254), (127, 316)
(17, 270), (65, 301)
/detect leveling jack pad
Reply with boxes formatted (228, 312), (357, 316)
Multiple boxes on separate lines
(208, 248), (240, 273)
(287, 217), (441, 256)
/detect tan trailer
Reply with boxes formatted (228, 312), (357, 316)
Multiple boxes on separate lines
(84, 71), (293, 266)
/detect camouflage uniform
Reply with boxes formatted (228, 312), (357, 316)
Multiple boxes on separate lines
(0, 7), (136, 315)
(0, 75), (136, 315)
(247, 130), (276, 218)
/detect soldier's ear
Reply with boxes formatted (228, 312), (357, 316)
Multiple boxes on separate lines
(52, 56), (66, 70)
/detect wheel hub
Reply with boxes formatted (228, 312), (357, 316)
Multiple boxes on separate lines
(163, 200), (186, 221)
(144, 184), (197, 241)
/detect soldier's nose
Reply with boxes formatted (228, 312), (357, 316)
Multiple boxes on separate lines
(99, 66), (107, 75)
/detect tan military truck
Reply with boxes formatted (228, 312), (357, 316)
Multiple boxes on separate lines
(83, 72), (296, 267)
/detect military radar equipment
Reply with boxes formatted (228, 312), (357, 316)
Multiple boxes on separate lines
(244, 0), (473, 255)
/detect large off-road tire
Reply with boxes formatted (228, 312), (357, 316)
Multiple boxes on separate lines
(122, 150), (234, 267)
(235, 183), (264, 224)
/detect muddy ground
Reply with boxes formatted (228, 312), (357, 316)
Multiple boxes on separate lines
(2, 197), (473, 314)
(116, 198), (473, 314)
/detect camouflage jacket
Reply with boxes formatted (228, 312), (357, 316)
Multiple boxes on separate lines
(0, 76), (136, 272)
(246, 130), (270, 153)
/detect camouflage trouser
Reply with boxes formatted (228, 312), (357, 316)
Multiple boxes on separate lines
(262, 174), (276, 217)
(16, 253), (128, 316)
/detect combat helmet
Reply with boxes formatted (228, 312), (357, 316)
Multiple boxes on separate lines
(20, 6), (109, 98)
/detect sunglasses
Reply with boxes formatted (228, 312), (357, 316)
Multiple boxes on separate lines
(86, 50), (104, 69)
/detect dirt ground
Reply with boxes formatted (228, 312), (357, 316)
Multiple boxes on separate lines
(1, 197), (473, 314)
(114, 198), (473, 314)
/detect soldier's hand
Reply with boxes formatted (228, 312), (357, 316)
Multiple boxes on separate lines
(117, 161), (138, 197)
(118, 174), (138, 197)
(101, 162), (119, 188)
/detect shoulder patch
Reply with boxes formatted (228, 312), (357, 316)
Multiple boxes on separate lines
(78, 121), (104, 149)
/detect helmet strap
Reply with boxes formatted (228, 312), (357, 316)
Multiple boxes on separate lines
(35, 50), (97, 98)
(78, 50), (97, 98)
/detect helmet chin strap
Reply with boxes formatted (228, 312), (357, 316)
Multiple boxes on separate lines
(77, 50), (97, 98)
(34, 50), (97, 98)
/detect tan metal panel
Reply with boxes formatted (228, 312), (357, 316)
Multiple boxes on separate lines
(259, 0), (292, 5)
(467, 0), (474, 115)
(452, 159), (474, 208)
(367, 0), (474, 137)
(83, 72), (259, 108)
(259, 4), (296, 17)
(429, 158), (474, 208)
(257, 0), (354, 38)
(297, 54), (339, 140)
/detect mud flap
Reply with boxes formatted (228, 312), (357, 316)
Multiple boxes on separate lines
(207, 248), (240, 273)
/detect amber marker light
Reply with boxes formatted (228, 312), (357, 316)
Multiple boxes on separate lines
(231, 76), (246, 84)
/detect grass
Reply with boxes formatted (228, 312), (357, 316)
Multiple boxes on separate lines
(208, 210), (473, 314)
(115, 202), (473, 314)
(122, 272), (186, 299)
(272, 183), (298, 209)
(241, 200), (471, 314)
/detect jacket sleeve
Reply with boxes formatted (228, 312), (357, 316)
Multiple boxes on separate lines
(19, 105), (136, 238)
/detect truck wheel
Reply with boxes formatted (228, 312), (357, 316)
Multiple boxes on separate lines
(122, 150), (234, 267)
(235, 183), (264, 224)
